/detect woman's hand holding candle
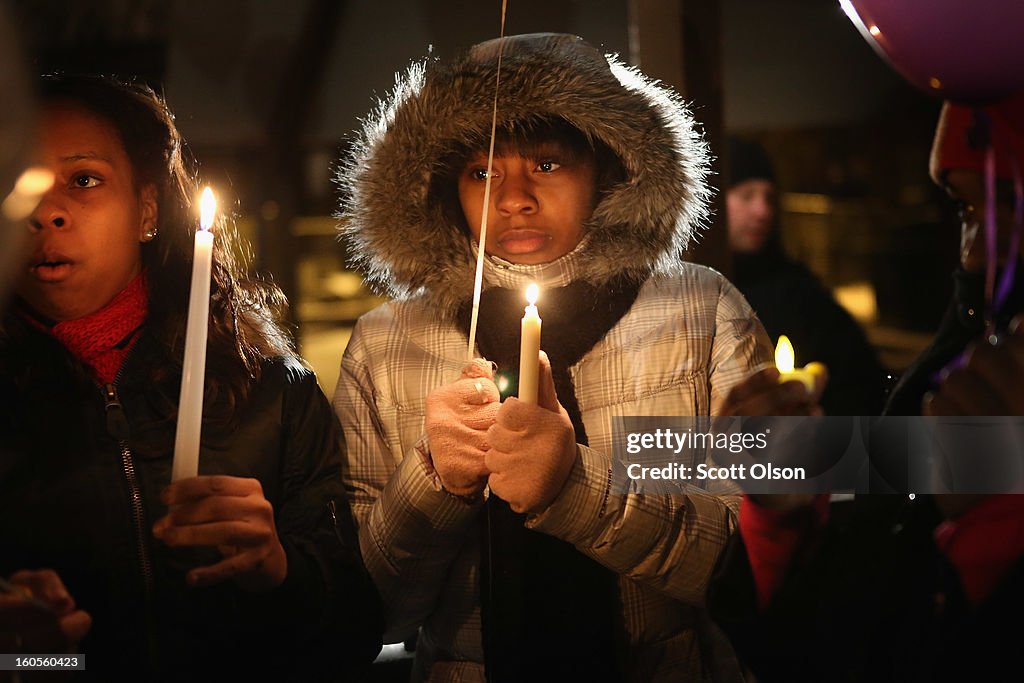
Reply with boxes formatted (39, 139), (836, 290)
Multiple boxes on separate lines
(721, 335), (827, 416)
(721, 364), (828, 418)
(486, 351), (577, 515)
(153, 476), (288, 592)
(424, 359), (501, 499)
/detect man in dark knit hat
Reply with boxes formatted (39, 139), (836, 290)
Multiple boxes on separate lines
(726, 137), (886, 415)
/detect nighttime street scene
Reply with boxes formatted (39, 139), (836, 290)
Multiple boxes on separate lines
(1, 1), (1022, 681)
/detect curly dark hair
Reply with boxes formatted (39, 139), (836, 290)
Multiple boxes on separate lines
(36, 74), (297, 419)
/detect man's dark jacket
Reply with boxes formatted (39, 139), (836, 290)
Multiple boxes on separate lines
(733, 247), (886, 416)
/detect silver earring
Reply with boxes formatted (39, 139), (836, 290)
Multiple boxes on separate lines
(142, 225), (158, 242)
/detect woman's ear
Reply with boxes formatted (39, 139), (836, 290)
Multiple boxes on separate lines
(138, 184), (159, 242)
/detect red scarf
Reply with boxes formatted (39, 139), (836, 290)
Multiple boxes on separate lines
(34, 273), (149, 384)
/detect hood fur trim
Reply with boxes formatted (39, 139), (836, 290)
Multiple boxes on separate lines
(336, 33), (712, 317)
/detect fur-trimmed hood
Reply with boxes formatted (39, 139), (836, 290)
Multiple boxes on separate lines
(337, 33), (712, 318)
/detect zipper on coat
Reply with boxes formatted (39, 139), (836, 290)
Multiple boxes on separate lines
(103, 380), (158, 668)
(327, 500), (346, 547)
(103, 382), (154, 592)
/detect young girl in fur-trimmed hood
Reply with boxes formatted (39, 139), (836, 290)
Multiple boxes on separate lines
(333, 33), (782, 682)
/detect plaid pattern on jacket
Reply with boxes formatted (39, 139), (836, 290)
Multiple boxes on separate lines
(333, 258), (773, 682)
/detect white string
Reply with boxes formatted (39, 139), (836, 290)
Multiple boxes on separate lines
(466, 0), (508, 361)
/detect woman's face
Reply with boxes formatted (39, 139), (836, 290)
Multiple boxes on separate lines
(457, 140), (597, 265)
(16, 103), (157, 321)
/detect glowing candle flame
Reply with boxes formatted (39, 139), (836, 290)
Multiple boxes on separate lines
(15, 167), (55, 195)
(775, 335), (795, 373)
(2, 166), (55, 220)
(199, 187), (217, 231)
(526, 283), (539, 306)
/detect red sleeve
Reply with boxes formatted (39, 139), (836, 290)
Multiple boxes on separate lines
(933, 494), (1024, 606)
(739, 494), (830, 610)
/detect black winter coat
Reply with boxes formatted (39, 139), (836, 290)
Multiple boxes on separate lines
(734, 249), (886, 416)
(0, 317), (382, 681)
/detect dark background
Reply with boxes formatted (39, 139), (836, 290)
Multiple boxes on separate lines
(6, 0), (957, 391)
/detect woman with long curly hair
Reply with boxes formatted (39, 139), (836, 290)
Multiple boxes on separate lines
(0, 75), (381, 679)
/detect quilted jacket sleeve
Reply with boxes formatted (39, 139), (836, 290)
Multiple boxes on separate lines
(334, 321), (481, 642)
(527, 279), (772, 606)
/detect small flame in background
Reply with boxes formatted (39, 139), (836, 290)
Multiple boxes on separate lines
(775, 335), (796, 372)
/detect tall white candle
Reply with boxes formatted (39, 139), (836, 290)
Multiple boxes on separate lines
(519, 283), (542, 405)
(172, 187), (216, 481)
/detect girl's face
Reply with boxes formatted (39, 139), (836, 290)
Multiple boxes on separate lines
(17, 103), (157, 321)
(458, 139), (597, 265)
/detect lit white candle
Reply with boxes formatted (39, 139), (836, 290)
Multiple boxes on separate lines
(519, 283), (542, 405)
(775, 335), (826, 394)
(172, 187), (216, 481)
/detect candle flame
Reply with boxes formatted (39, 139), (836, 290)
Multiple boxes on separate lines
(15, 167), (55, 195)
(775, 335), (795, 372)
(1, 166), (55, 220)
(525, 283), (539, 306)
(199, 187), (217, 231)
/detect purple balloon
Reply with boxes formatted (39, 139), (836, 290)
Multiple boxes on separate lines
(842, 0), (1024, 103)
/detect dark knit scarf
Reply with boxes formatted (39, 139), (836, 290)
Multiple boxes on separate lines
(456, 273), (645, 683)
(18, 272), (148, 384)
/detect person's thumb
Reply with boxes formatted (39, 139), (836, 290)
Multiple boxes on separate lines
(537, 351), (561, 414)
(59, 610), (92, 643)
(461, 357), (495, 381)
